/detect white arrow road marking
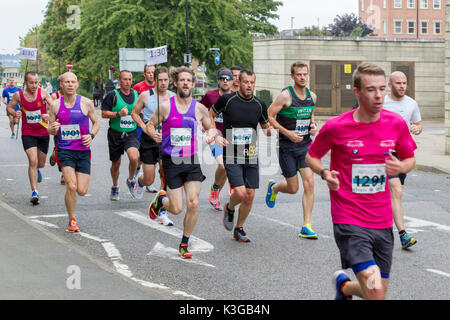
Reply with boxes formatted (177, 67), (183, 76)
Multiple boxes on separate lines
(148, 242), (215, 268)
(114, 210), (214, 253)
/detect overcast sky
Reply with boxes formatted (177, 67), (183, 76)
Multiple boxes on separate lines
(0, 0), (358, 55)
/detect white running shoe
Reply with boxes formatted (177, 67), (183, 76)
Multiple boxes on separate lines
(158, 210), (173, 226)
(134, 179), (144, 199)
(145, 184), (158, 193)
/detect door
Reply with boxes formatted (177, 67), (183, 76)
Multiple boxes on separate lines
(391, 62), (415, 99)
(310, 60), (360, 115)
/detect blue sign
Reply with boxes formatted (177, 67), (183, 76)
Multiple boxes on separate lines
(215, 51), (220, 66)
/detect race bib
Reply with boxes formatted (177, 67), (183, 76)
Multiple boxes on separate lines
(120, 115), (135, 129)
(352, 164), (386, 194)
(295, 119), (311, 136)
(170, 128), (191, 147)
(214, 113), (223, 123)
(60, 124), (81, 140)
(25, 110), (42, 124)
(231, 128), (253, 145)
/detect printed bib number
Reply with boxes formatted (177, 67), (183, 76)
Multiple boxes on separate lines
(352, 164), (386, 194)
(61, 124), (81, 140)
(295, 119), (310, 136)
(120, 115), (135, 129)
(170, 128), (191, 147)
(232, 128), (253, 145)
(25, 110), (42, 123)
(214, 113), (223, 123)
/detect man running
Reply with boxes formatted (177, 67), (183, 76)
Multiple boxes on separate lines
(101, 70), (140, 200)
(7, 72), (52, 205)
(49, 75), (65, 185)
(211, 69), (274, 243)
(306, 63), (417, 300)
(131, 66), (175, 226)
(147, 66), (214, 259)
(383, 71), (422, 249)
(265, 62), (319, 239)
(2, 77), (20, 138)
(200, 68), (233, 211)
(230, 66), (241, 92)
(47, 72), (99, 232)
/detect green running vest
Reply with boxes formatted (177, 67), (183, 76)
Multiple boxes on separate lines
(110, 89), (138, 133)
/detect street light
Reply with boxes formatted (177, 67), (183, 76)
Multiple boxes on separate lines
(185, 0), (190, 66)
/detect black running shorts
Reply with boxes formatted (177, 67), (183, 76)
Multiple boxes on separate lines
(22, 135), (50, 154)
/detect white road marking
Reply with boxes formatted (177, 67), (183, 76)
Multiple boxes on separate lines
(426, 269), (450, 279)
(148, 242), (215, 268)
(115, 210), (214, 252)
(29, 214), (67, 219)
(30, 220), (59, 228)
(404, 216), (450, 233)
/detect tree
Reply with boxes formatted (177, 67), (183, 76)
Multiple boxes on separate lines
(328, 13), (373, 37)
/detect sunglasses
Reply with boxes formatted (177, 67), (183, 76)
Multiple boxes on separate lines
(219, 76), (232, 81)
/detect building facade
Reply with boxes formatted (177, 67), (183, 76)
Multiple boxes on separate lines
(1, 66), (23, 87)
(359, 0), (445, 39)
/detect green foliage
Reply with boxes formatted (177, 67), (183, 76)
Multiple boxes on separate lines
(35, 0), (281, 82)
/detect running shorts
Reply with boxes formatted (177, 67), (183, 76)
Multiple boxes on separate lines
(224, 163), (259, 189)
(22, 135), (50, 154)
(57, 149), (91, 175)
(161, 155), (205, 189)
(107, 128), (140, 162)
(279, 144), (309, 178)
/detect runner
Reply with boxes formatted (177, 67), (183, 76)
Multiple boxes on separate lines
(200, 68), (233, 211)
(49, 75), (65, 185)
(265, 62), (319, 239)
(383, 71), (422, 249)
(47, 72), (99, 232)
(306, 63), (417, 300)
(210, 69), (274, 243)
(133, 64), (158, 193)
(230, 66), (241, 92)
(6, 72), (52, 205)
(101, 70), (140, 200)
(147, 66), (215, 258)
(2, 77), (20, 138)
(131, 66), (175, 226)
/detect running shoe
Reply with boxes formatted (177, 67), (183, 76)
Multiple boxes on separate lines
(30, 190), (40, 205)
(145, 184), (158, 193)
(10, 133), (15, 139)
(126, 178), (136, 198)
(222, 203), (235, 231)
(265, 179), (277, 208)
(60, 174), (65, 185)
(208, 185), (221, 211)
(134, 178), (144, 199)
(332, 270), (352, 300)
(158, 210), (174, 226)
(67, 218), (80, 233)
(233, 227), (251, 243)
(149, 190), (166, 220)
(37, 169), (42, 183)
(179, 243), (193, 259)
(49, 149), (56, 166)
(299, 223), (318, 239)
(110, 186), (120, 201)
(134, 166), (141, 180)
(400, 232), (417, 249)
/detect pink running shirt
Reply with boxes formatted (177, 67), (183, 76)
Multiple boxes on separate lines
(308, 109), (416, 229)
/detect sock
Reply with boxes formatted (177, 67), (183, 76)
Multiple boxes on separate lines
(340, 280), (351, 298)
(212, 184), (220, 190)
(158, 194), (167, 207)
(181, 235), (189, 245)
(138, 178), (144, 187)
(399, 230), (406, 237)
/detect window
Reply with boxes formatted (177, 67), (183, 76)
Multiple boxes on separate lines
(383, 19), (387, 34)
(383, 0), (387, 8)
(407, 0), (415, 8)
(421, 0), (428, 9)
(394, 0), (402, 8)
(434, 21), (441, 34)
(433, 0), (441, 9)
(394, 20), (403, 33)
(407, 21), (415, 34)
(369, 0), (373, 10)
(361, 0), (364, 11)
(421, 20), (428, 34)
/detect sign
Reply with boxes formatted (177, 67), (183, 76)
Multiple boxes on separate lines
(215, 51), (220, 66)
(184, 53), (192, 64)
(66, 62), (73, 70)
(19, 47), (37, 61)
(344, 64), (352, 74)
(146, 45), (168, 65)
(110, 66), (115, 71)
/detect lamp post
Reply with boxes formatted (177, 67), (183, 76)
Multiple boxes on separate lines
(185, 0), (190, 66)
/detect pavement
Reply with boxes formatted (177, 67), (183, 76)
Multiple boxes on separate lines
(0, 118), (448, 300)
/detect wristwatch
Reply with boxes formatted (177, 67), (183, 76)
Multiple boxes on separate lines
(90, 133), (95, 140)
(320, 168), (329, 180)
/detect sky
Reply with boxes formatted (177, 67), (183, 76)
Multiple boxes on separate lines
(0, 0), (358, 55)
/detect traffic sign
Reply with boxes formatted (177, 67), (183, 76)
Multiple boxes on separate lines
(110, 66), (115, 71)
(215, 51), (220, 66)
(66, 62), (73, 70)
(184, 53), (192, 64)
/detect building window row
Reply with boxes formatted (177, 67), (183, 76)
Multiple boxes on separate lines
(386, 0), (441, 9)
(392, 19), (441, 34)
(2, 73), (23, 78)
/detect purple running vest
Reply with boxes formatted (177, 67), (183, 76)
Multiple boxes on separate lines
(161, 97), (198, 158)
(57, 95), (90, 151)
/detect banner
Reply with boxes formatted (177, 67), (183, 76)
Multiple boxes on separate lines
(146, 45), (167, 65)
(19, 48), (38, 61)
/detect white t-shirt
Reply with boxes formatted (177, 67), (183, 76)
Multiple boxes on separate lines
(383, 95), (421, 128)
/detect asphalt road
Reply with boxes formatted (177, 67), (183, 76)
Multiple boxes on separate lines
(1, 112), (449, 300)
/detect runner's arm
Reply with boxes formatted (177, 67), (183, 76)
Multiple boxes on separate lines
(47, 99), (60, 135)
(147, 100), (168, 143)
(6, 92), (21, 118)
(306, 154), (340, 191)
(309, 91), (318, 136)
(131, 92), (148, 135)
(197, 103), (215, 144)
(385, 154), (416, 176)
(268, 90), (303, 142)
(82, 98), (100, 147)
